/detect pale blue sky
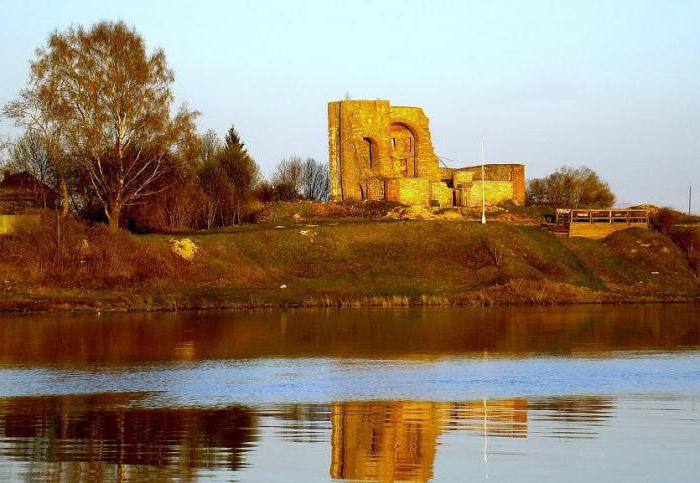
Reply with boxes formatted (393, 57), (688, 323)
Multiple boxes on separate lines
(1, 0), (698, 209)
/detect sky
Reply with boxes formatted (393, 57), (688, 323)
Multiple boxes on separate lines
(1, 0), (698, 210)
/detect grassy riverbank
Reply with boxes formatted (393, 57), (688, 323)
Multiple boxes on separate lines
(1, 214), (699, 312)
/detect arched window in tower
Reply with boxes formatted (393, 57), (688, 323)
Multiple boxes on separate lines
(390, 123), (417, 177)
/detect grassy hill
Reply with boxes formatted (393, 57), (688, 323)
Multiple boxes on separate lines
(1, 215), (698, 311)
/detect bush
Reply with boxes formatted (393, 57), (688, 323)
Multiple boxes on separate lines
(255, 181), (276, 203)
(273, 182), (300, 201)
(0, 214), (186, 287)
(651, 208), (679, 233)
(669, 228), (700, 272)
(527, 166), (615, 208)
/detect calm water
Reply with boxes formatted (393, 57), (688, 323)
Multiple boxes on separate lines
(0, 305), (698, 481)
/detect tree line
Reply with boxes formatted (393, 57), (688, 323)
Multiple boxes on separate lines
(1, 21), (328, 232)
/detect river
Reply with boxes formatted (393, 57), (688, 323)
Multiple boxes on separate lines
(0, 305), (698, 481)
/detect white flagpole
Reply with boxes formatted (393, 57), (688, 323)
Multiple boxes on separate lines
(481, 137), (486, 224)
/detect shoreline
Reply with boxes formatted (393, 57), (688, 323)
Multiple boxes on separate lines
(1, 288), (698, 314)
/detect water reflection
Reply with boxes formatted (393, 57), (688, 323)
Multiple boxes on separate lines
(0, 393), (618, 482)
(329, 400), (527, 481)
(329, 397), (615, 481)
(0, 304), (699, 366)
(0, 306), (698, 480)
(0, 393), (257, 481)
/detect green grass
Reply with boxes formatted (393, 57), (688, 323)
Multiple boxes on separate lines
(2, 219), (699, 311)
(152, 220), (699, 306)
(500, 204), (555, 218)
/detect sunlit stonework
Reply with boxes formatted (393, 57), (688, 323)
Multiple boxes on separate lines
(328, 99), (525, 207)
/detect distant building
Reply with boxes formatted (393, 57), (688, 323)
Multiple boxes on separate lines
(0, 171), (54, 234)
(328, 99), (525, 207)
(0, 171), (56, 213)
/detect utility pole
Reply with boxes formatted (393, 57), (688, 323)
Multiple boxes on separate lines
(690, 186), (693, 216)
(481, 137), (486, 225)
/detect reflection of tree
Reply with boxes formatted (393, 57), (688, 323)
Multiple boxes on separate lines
(442, 399), (528, 438)
(0, 304), (698, 365)
(0, 393), (258, 481)
(259, 404), (330, 443)
(527, 396), (615, 439)
(258, 404), (331, 443)
(529, 395), (614, 422)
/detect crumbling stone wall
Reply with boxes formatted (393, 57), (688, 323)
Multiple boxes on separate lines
(465, 181), (514, 207)
(328, 99), (526, 207)
(430, 182), (453, 208)
(328, 100), (440, 202)
(386, 178), (430, 206)
(448, 164), (525, 207)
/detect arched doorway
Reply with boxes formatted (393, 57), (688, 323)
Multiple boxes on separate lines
(390, 123), (417, 177)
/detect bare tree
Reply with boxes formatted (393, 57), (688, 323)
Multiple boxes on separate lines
(300, 158), (329, 201)
(4, 21), (198, 230)
(273, 156), (305, 195)
(3, 88), (73, 215)
(272, 156), (329, 201)
(0, 136), (11, 171)
(6, 130), (56, 207)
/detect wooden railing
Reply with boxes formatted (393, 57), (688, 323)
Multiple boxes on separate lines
(555, 209), (649, 225)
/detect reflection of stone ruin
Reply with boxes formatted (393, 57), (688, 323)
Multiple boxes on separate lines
(328, 396), (614, 481)
(329, 399), (528, 482)
(328, 100), (525, 207)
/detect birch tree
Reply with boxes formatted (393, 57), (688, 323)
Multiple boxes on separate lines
(4, 21), (197, 230)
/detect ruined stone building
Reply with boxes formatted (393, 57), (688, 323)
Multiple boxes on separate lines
(0, 171), (55, 213)
(0, 171), (54, 235)
(328, 100), (525, 207)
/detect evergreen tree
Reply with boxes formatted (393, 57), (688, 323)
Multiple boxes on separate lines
(224, 125), (246, 154)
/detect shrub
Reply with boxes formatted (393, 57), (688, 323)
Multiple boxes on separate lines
(651, 208), (680, 233)
(273, 182), (301, 201)
(255, 181), (276, 203)
(527, 166), (615, 208)
(0, 214), (186, 287)
(669, 228), (700, 272)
